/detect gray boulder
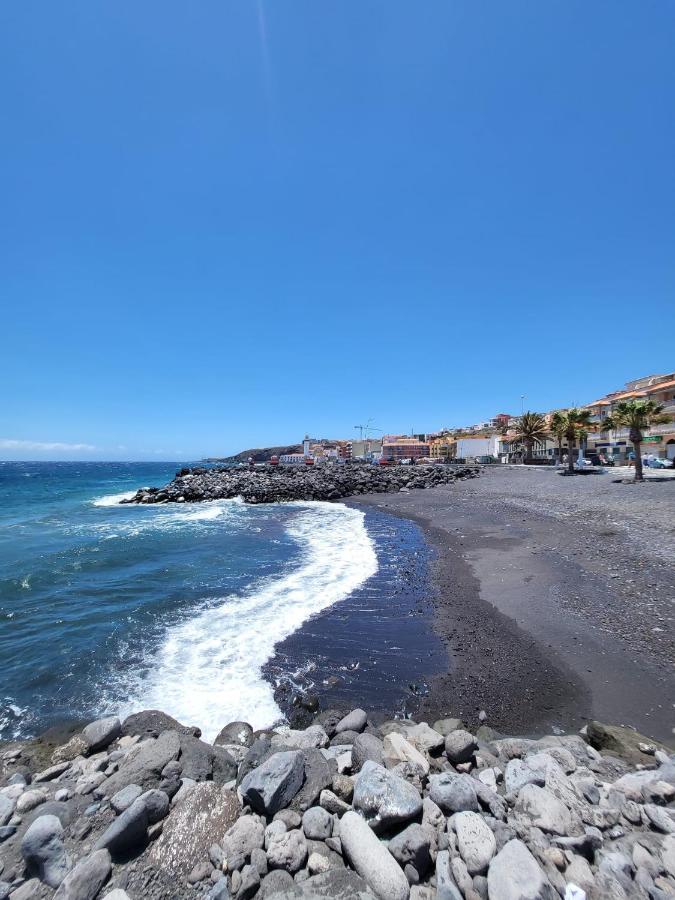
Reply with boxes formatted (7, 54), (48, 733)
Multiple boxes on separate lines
(319, 789), (351, 816)
(236, 736), (272, 786)
(433, 718), (464, 736)
(222, 816), (265, 871)
(82, 717), (121, 753)
(662, 834), (675, 879)
(110, 784), (142, 814)
(453, 811), (496, 875)
(515, 784), (572, 835)
(240, 750), (305, 816)
(258, 869), (295, 897)
(177, 733), (236, 783)
(340, 810), (410, 900)
(406, 723), (445, 755)
(238, 864), (260, 898)
(266, 829), (308, 873)
(138, 788), (170, 824)
(487, 839), (556, 900)
(504, 758), (546, 794)
(0, 795), (14, 827)
(429, 773), (480, 814)
(6, 880), (43, 900)
(262, 868), (373, 898)
(335, 709), (368, 735)
(212, 744), (239, 784)
(644, 803), (675, 833)
(121, 709), (200, 738)
(436, 850), (462, 900)
(352, 733), (385, 772)
(388, 823), (432, 874)
(272, 725), (329, 751)
(53, 849), (111, 900)
(94, 796), (148, 858)
(177, 733), (215, 780)
(214, 721), (254, 748)
(148, 782), (239, 878)
(353, 761), (422, 832)
(444, 730), (477, 765)
(302, 806), (333, 840)
(205, 878), (231, 900)
(21, 814), (71, 888)
(289, 749), (333, 813)
(101, 730), (180, 795)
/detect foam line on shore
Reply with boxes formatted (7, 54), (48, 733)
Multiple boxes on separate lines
(113, 501), (378, 741)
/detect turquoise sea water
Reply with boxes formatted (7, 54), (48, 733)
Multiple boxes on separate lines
(0, 461), (387, 741)
(1, 462), (447, 742)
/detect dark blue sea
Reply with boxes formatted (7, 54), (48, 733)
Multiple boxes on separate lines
(0, 462), (445, 742)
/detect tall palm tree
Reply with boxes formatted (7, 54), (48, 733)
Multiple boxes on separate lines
(558, 408), (594, 473)
(549, 411), (566, 465)
(512, 412), (549, 463)
(601, 399), (672, 482)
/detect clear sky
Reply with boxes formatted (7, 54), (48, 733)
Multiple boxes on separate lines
(1, 2), (674, 460)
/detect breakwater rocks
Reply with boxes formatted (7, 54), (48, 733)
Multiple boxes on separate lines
(1, 711), (674, 900)
(121, 464), (481, 505)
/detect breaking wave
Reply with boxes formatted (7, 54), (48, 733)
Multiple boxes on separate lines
(115, 502), (378, 741)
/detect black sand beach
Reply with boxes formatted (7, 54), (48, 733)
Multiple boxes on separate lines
(351, 466), (675, 743)
(264, 506), (447, 723)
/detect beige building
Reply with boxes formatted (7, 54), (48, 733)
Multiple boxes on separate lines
(585, 372), (675, 462)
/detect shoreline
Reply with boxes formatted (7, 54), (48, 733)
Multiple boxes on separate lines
(349, 468), (675, 744)
(347, 496), (590, 738)
(263, 504), (448, 727)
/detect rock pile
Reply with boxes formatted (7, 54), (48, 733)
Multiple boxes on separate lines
(121, 464), (480, 505)
(1, 709), (674, 899)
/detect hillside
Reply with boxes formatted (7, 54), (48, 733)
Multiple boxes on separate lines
(203, 444), (303, 464)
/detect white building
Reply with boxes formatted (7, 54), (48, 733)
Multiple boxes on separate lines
(279, 453), (306, 465)
(454, 436), (500, 459)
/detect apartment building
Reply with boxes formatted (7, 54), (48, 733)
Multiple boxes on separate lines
(585, 372), (675, 462)
(381, 435), (431, 461)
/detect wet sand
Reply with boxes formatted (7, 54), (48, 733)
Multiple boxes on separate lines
(350, 467), (675, 743)
(264, 505), (448, 723)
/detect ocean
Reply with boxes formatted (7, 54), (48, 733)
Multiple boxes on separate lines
(0, 462), (444, 743)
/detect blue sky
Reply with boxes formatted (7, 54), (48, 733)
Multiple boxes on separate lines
(1, 1), (674, 460)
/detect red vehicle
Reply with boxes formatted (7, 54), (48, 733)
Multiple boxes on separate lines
(305, 456), (315, 466)
(378, 457), (395, 466)
(270, 455), (279, 466)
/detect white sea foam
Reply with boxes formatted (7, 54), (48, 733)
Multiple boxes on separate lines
(85, 496), (244, 539)
(92, 491), (138, 507)
(115, 502), (378, 741)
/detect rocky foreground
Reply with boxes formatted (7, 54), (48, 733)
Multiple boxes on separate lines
(1, 710), (674, 900)
(121, 464), (480, 505)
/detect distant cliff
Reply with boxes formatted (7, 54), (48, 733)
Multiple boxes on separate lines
(203, 444), (303, 464)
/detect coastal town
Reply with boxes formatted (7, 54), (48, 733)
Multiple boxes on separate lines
(269, 370), (675, 470)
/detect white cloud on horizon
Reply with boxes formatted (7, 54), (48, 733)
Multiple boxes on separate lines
(0, 438), (98, 452)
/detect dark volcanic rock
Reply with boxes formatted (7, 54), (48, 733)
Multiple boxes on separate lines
(121, 711), (201, 739)
(121, 462), (480, 506)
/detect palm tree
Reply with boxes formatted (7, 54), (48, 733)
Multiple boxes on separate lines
(601, 399), (672, 482)
(558, 408), (594, 473)
(512, 412), (549, 464)
(549, 411), (566, 466)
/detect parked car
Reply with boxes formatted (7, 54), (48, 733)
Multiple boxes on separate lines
(647, 457), (669, 469)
